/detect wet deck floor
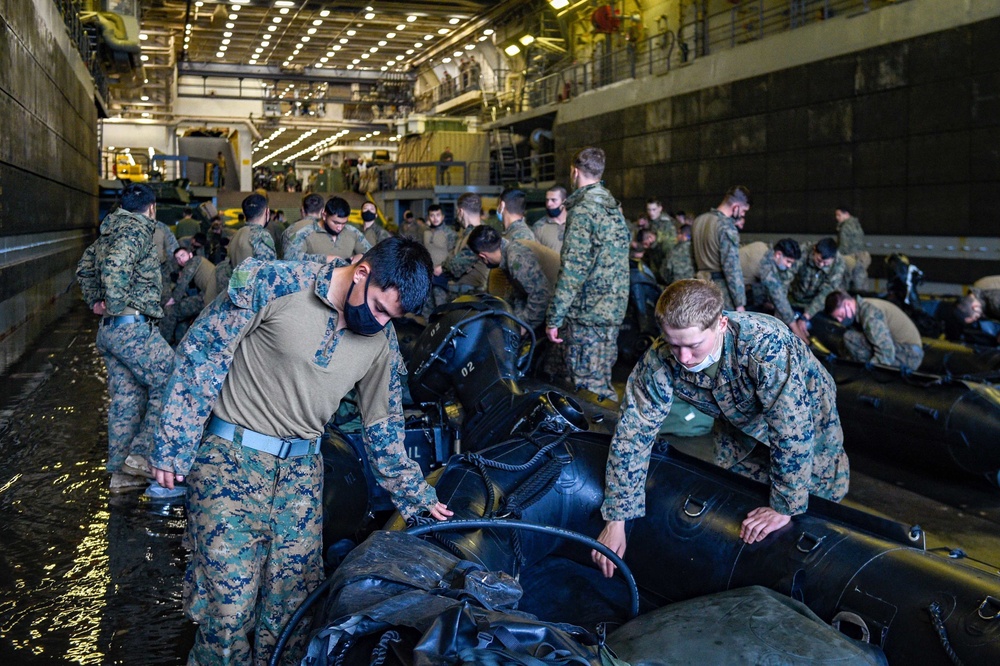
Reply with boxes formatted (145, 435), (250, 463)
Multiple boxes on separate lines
(1, 304), (999, 664)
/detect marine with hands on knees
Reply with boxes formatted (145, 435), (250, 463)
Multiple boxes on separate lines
(592, 279), (849, 578)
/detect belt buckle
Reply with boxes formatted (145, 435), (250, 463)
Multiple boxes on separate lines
(277, 438), (293, 460)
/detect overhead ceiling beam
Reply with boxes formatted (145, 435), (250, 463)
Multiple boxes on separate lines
(177, 61), (415, 84)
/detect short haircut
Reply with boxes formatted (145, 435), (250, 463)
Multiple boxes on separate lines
(120, 183), (156, 213)
(173, 247), (189, 257)
(572, 147), (605, 179)
(815, 237), (838, 259)
(678, 224), (692, 236)
(635, 228), (657, 244)
(361, 236), (433, 313)
(302, 193), (325, 215)
(242, 194), (268, 221)
(467, 224), (502, 254)
(427, 204), (443, 215)
(836, 205), (852, 214)
(773, 238), (802, 260)
(646, 197), (663, 206)
(655, 280), (724, 331)
(324, 196), (351, 218)
(956, 293), (981, 320)
(457, 192), (482, 213)
(721, 185), (751, 208)
(361, 201), (377, 211)
(403, 209), (414, 219)
(546, 185), (568, 202)
(499, 187), (526, 215)
(824, 290), (853, 316)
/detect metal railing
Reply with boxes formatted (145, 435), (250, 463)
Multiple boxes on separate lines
(54, 0), (110, 107)
(484, 0), (906, 117)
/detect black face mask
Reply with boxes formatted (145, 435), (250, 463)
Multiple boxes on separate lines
(545, 206), (561, 218)
(841, 315), (856, 328)
(361, 211), (377, 223)
(344, 275), (385, 336)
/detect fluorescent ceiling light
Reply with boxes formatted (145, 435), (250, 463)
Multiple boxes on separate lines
(504, 44), (520, 56)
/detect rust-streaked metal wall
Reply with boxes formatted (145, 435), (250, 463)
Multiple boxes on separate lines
(0, 0), (98, 373)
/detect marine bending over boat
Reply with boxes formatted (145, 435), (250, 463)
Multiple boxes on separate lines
(592, 279), (849, 577)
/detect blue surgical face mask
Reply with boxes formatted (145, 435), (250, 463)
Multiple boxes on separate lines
(496, 206), (504, 222)
(344, 275), (386, 336)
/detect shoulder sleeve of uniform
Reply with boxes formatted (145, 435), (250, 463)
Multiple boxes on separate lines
(352, 227), (373, 254)
(228, 258), (320, 312)
(252, 228), (277, 260)
(76, 241), (100, 305)
(860, 303), (895, 364)
(355, 324), (437, 518)
(601, 344), (675, 521)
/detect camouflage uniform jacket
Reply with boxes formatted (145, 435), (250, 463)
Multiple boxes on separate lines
(77, 209), (164, 318)
(692, 210), (746, 308)
(422, 223), (457, 268)
(790, 247), (846, 317)
(532, 219), (565, 253)
(545, 182), (631, 328)
(650, 214), (678, 263)
(281, 215), (321, 258)
(854, 295), (920, 366)
(363, 222), (393, 247)
(602, 311), (847, 520)
(500, 239), (557, 330)
(504, 218), (536, 243)
(285, 222), (371, 263)
(172, 255), (218, 303)
(151, 258), (438, 517)
(227, 223), (276, 268)
(443, 225), (479, 278)
(757, 254), (796, 325)
(837, 216), (866, 255)
(660, 239), (695, 285)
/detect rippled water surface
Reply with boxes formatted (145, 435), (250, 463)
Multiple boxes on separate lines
(0, 309), (193, 664)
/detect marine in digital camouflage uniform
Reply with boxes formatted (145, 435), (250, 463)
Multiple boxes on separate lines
(660, 227), (695, 285)
(421, 205), (457, 314)
(361, 201), (393, 247)
(444, 193), (490, 294)
(644, 199), (677, 280)
(591, 280), (848, 577)
(285, 196), (371, 264)
(159, 249), (217, 345)
(744, 238), (800, 327)
(691, 187), (751, 311)
(789, 238), (847, 319)
(468, 226), (560, 331)
(835, 207), (870, 292)
(545, 148), (630, 401)
(214, 194), (277, 295)
(504, 217), (536, 243)
(150, 238), (448, 665)
(75, 184), (175, 484)
(280, 193), (325, 259)
(825, 291), (924, 371)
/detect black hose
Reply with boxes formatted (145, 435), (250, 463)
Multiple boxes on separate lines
(268, 575), (336, 666)
(405, 518), (641, 619)
(927, 601), (966, 666)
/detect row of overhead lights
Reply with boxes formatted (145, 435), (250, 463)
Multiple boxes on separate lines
(253, 127), (287, 154)
(253, 128), (320, 167)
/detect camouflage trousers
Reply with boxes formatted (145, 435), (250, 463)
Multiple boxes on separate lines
(184, 433), (324, 666)
(842, 330), (925, 371)
(555, 321), (619, 401)
(159, 295), (205, 345)
(713, 418), (849, 514)
(95, 320), (175, 472)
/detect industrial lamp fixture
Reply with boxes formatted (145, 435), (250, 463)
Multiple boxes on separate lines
(548, 0), (570, 9)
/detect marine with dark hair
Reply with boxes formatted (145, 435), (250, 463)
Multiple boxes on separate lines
(468, 225), (560, 330)
(284, 196), (371, 263)
(789, 238), (846, 329)
(742, 238), (802, 337)
(592, 279), (848, 577)
(421, 204), (457, 313)
(545, 147), (630, 402)
(533, 185), (568, 253)
(825, 291), (924, 371)
(215, 193), (277, 295)
(498, 187), (535, 243)
(361, 200), (392, 247)
(443, 192), (490, 290)
(151, 236), (451, 664)
(159, 247), (217, 345)
(76, 183), (176, 493)
(280, 193), (326, 258)
(691, 185), (751, 311)
(660, 224), (694, 285)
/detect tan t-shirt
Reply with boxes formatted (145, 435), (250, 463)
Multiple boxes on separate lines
(214, 288), (397, 439)
(692, 212), (723, 272)
(193, 256), (218, 302)
(867, 297), (922, 346)
(739, 242), (770, 284)
(304, 225), (370, 260)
